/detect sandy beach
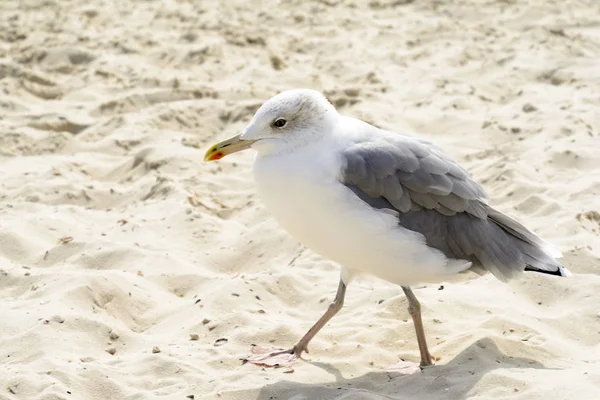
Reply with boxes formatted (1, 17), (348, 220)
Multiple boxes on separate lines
(1, 0), (600, 399)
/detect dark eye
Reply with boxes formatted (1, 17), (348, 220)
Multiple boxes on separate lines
(273, 118), (287, 128)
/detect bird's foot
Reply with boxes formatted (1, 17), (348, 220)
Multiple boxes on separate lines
(244, 343), (307, 367)
(421, 352), (436, 368)
(385, 355), (436, 376)
(385, 360), (423, 376)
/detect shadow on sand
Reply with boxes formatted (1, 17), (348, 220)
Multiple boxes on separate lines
(251, 337), (554, 400)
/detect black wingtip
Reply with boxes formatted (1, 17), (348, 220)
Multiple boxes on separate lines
(525, 265), (568, 277)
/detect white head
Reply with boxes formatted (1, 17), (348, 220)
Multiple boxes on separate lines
(204, 89), (339, 161)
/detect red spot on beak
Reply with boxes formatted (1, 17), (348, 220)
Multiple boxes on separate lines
(209, 151), (224, 161)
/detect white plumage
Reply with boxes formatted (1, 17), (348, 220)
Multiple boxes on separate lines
(252, 118), (472, 287)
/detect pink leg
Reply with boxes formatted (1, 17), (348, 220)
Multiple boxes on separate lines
(402, 286), (433, 367)
(385, 287), (435, 376)
(247, 280), (346, 367)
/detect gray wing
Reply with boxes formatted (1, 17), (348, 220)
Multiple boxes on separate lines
(341, 135), (487, 217)
(340, 133), (564, 281)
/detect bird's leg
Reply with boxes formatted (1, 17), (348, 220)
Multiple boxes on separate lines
(247, 279), (347, 367)
(386, 287), (435, 375)
(291, 279), (346, 356)
(401, 286), (434, 367)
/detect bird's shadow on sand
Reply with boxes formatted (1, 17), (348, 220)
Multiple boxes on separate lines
(253, 338), (553, 400)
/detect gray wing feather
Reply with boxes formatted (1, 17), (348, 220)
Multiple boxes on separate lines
(452, 179), (483, 200)
(437, 193), (468, 213)
(429, 174), (454, 195)
(339, 130), (564, 281)
(381, 175), (412, 212)
(342, 136), (486, 219)
(407, 189), (439, 209)
(465, 201), (488, 219)
(435, 204), (456, 216)
(397, 170), (443, 195)
(420, 154), (450, 175)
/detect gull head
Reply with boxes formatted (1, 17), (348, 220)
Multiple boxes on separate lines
(204, 89), (338, 161)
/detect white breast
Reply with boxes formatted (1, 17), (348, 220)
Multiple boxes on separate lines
(252, 139), (471, 286)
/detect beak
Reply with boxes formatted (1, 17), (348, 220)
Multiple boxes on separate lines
(204, 134), (256, 162)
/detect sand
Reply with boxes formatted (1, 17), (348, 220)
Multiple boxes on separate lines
(1, 0), (600, 399)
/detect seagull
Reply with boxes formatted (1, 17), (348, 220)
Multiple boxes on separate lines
(204, 89), (570, 371)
